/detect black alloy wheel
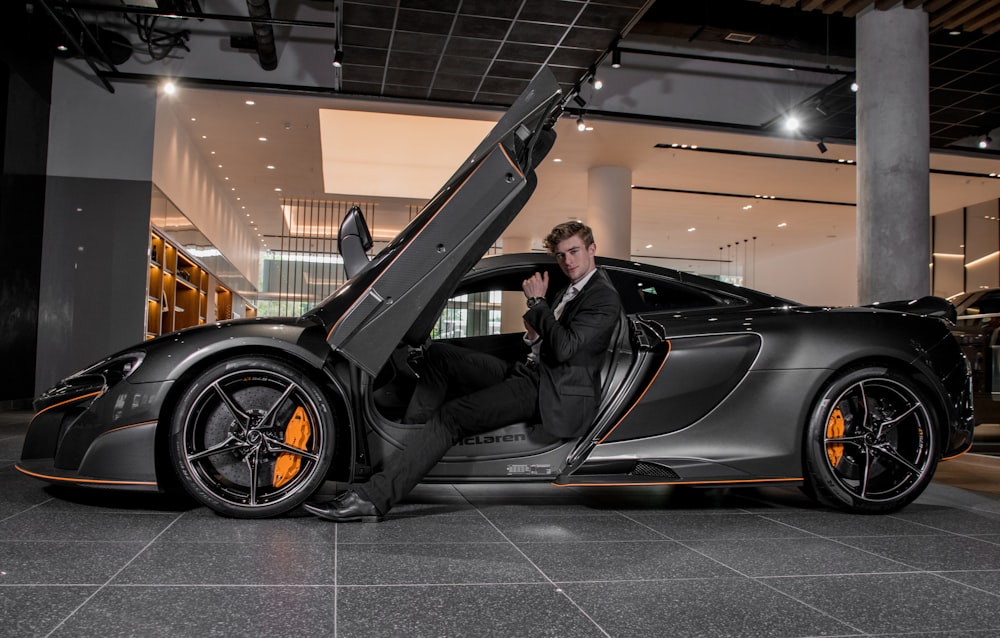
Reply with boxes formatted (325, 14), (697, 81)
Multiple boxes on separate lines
(169, 356), (336, 518)
(804, 366), (938, 513)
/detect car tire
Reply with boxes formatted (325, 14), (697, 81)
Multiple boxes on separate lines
(803, 366), (938, 514)
(169, 356), (336, 518)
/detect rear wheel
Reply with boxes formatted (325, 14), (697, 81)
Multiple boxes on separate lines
(169, 356), (336, 518)
(804, 366), (938, 513)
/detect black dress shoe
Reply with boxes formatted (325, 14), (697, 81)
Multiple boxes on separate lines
(303, 490), (384, 523)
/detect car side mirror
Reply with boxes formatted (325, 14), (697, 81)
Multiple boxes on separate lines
(339, 205), (373, 279)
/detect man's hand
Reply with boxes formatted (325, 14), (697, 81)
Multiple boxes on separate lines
(523, 271), (548, 299)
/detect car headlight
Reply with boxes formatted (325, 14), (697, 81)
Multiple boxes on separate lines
(70, 351), (146, 387)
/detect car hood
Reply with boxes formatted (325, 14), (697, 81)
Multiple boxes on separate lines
(302, 67), (563, 376)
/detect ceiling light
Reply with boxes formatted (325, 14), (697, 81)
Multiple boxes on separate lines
(687, 227), (696, 232)
(850, 81), (859, 92)
(266, 165), (276, 169)
(258, 137), (268, 142)
(783, 115), (800, 132)
(553, 158), (563, 162)
(332, 48), (344, 68)
(162, 80), (177, 95)
(611, 48), (621, 69)
(817, 140), (828, 154)
(577, 117), (587, 132)
(742, 205), (752, 210)
(979, 135), (992, 149)
(245, 100), (255, 106)
(573, 94), (586, 108)
(274, 188), (282, 192)
(645, 244), (652, 249)
(778, 222), (787, 228)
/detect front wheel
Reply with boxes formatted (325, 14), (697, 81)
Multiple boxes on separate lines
(169, 356), (336, 518)
(803, 366), (938, 513)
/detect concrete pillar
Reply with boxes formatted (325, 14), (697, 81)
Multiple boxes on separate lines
(587, 166), (632, 260)
(37, 63), (157, 390)
(500, 235), (532, 333)
(856, 5), (930, 304)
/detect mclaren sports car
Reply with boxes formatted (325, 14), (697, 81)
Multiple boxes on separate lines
(18, 68), (975, 517)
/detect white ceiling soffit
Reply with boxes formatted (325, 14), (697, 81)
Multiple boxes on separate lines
(319, 110), (496, 200)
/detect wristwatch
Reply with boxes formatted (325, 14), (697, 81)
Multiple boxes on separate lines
(526, 296), (544, 308)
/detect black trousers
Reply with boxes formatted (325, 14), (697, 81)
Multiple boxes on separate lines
(355, 342), (539, 514)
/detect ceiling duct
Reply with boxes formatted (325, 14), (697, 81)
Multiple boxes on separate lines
(245, 0), (277, 70)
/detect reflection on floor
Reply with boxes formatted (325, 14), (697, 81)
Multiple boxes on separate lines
(3, 409), (1000, 638)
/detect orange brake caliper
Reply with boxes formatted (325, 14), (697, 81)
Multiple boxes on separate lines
(272, 406), (311, 488)
(826, 407), (845, 466)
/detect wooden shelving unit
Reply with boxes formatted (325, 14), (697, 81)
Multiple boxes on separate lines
(146, 230), (253, 339)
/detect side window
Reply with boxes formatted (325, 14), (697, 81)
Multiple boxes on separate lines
(431, 291), (504, 339)
(608, 270), (744, 314)
(965, 291), (1000, 316)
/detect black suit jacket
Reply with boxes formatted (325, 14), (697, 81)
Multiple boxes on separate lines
(523, 267), (622, 438)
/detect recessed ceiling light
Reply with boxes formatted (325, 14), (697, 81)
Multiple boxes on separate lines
(224, 176), (229, 180)
(191, 117), (196, 122)
(245, 100), (256, 105)
(778, 222), (788, 228)
(553, 158), (562, 163)
(231, 187), (236, 191)
(266, 165), (276, 170)
(742, 205), (752, 210)
(687, 227), (696, 232)
(274, 187), (282, 192)
(258, 137), (268, 142)
(645, 244), (653, 249)
(217, 164), (223, 168)
(201, 135), (207, 139)
(210, 151), (216, 155)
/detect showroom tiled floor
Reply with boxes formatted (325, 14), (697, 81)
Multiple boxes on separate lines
(3, 408), (1000, 638)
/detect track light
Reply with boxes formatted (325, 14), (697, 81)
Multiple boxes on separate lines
(332, 48), (344, 67)
(573, 94), (586, 108)
(577, 117), (587, 132)
(783, 115), (800, 133)
(611, 48), (621, 68)
(979, 135), (992, 149)
(587, 66), (602, 90)
(817, 140), (828, 154)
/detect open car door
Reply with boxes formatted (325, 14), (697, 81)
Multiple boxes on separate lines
(305, 67), (563, 377)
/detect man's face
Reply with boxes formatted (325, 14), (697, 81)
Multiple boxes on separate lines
(553, 234), (597, 284)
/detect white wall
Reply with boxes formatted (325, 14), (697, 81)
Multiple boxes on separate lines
(754, 235), (858, 306)
(152, 100), (260, 285)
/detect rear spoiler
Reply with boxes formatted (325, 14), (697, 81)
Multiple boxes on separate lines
(863, 296), (956, 323)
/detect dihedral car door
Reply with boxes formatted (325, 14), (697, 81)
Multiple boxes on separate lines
(320, 68), (562, 376)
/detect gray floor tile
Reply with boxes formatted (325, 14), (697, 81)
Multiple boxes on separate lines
(112, 541), (337, 585)
(48, 585), (339, 638)
(935, 569), (1000, 594)
(563, 578), (859, 638)
(0, 510), (180, 542)
(158, 512), (340, 543)
(334, 513), (507, 544)
(683, 537), (918, 577)
(764, 572), (1000, 634)
(839, 534), (1000, 571)
(891, 506), (1000, 535)
(759, 510), (952, 537)
(336, 584), (608, 638)
(484, 511), (665, 542)
(337, 542), (542, 585)
(0, 585), (97, 636)
(626, 512), (813, 540)
(518, 540), (739, 582)
(0, 541), (148, 584)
